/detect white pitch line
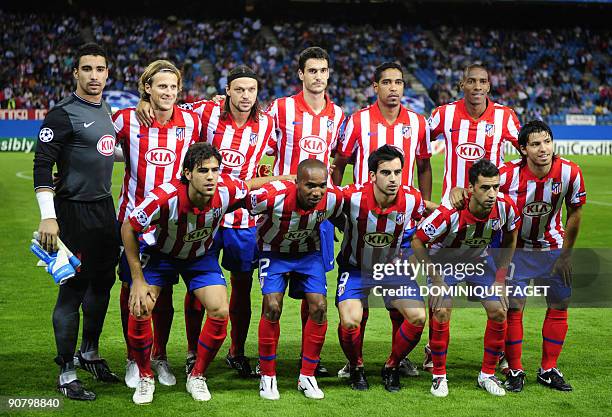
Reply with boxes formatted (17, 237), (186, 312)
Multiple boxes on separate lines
(590, 200), (612, 206)
(16, 171), (32, 180)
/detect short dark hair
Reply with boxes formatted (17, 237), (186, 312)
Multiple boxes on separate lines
(468, 159), (499, 186)
(73, 43), (108, 69)
(181, 143), (222, 184)
(518, 120), (554, 149)
(374, 62), (403, 83)
(297, 159), (327, 181)
(462, 63), (490, 82)
(368, 145), (405, 174)
(298, 47), (330, 72)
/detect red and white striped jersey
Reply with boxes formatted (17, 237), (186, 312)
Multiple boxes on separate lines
(428, 98), (520, 202)
(499, 156), (586, 250)
(267, 91), (345, 175)
(128, 175), (247, 260)
(337, 101), (431, 186)
(113, 106), (201, 222)
(246, 180), (344, 253)
(185, 99), (274, 228)
(415, 193), (521, 259)
(337, 182), (424, 269)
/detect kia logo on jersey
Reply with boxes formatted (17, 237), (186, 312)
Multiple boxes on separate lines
(455, 143), (485, 161)
(299, 135), (327, 155)
(461, 237), (491, 247)
(220, 149), (246, 168)
(363, 232), (394, 248)
(145, 147), (176, 166)
(522, 201), (553, 217)
(97, 135), (115, 156)
(284, 230), (310, 241)
(183, 227), (213, 242)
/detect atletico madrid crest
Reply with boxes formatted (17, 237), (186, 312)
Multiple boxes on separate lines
(485, 123), (495, 137)
(250, 132), (258, 145)
(213, 207), (222, 219)
(396, 212), (405, 225)
(316, 210), (326, 223)
(176, 127), (185, 141)
(402, 125), (412, 138)
(326, 119), (334, 132)
(552, 181), (562, 195)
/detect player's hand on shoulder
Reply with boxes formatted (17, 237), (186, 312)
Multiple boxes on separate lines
(38, 218), (59, 252)
(211, 94), (225, 105)
(135, 100), (154, 127)
(449, 187), (468, 209)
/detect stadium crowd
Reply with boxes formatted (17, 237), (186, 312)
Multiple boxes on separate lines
(1, 11), (611, 123)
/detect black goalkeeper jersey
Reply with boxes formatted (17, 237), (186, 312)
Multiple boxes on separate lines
(33, 93), (116, 201)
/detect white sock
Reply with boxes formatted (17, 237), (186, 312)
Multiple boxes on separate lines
(479, 371), (494, 379)
(59, 370), (77, 385)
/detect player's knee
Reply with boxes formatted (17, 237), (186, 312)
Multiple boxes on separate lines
(263, 301), (282, 322)
(547, 297), (570, 310)
(433, 308), (450, 323)
(508, 297), (526, 311)
(309, 299), (327, 322)
(206, 305), (229, 319)
(487, 306), (507, 322)
(405, 309), (426, 327)
(339, 315), (360, 329)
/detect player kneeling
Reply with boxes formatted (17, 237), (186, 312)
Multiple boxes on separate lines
(412, 159), (520, 397)
(121, 143), (284, 404)
(335, 145), (431, 392)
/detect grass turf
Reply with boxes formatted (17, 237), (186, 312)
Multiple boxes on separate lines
(0, 152), (611, 417)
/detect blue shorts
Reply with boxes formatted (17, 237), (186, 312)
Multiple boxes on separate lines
(320, 220), (335, 272)
(258, 251), (327, 298)
(214, 226), (258, 273)
(336, 267), (423, 306)
(508, 250), (571, 301)
(427, 256), (500, 301)
(118, 235), (180, 286)
(140, 248), (226, 292)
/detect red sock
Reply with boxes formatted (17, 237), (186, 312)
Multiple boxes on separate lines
(427, 307), (433, 343)
(482, 319), (507, 374)
(258, 316), (280, 376)
(191, 316), (228, 376)
(505, 310), (524, 370)
(300, 298), (309, 355)
(358, 308), (369, 366)
(151, 286), (174, 359)
(127, 315), (153, 377)
(229, 275), (252, 357)
(387, 320), (424, 368)
(389, 309), (404, 341)
(301, 319), (328, 376)
(120, 285), (133, 360)
(184, 292), (205, 354)
(430, 318), (450, 375)
(338, 324), (361, 367)
(541, 308), (568, 370)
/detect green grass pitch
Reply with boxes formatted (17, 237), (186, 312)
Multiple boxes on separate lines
(0, 152), (611, 416)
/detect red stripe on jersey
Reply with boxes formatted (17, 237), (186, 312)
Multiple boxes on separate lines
(428, 98), (520, 202)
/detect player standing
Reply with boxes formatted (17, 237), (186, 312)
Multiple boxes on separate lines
(412, 159), (520, 397)
(499, 121), (585, 392)
(333, 62), (432, 377)
(266, 46), (345, 376)
(33, 43), (120, 400)
(113, 60), (201, 388)
(248, 160), (344, 400)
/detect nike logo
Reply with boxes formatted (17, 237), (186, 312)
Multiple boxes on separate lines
(84, 121), (95, 128)
(541, 377), (552, 384)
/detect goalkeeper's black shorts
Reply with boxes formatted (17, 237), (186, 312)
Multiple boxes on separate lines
(55, 195), (120, 273)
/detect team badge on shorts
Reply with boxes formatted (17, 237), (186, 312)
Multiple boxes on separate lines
(327, 119), (334, 132)
(175, 127), (185, 141)
(552, 181), (562, 195)
(402, 125), (412, 138)
(249, 132), (258, 145)
(485, 123), (495, 137)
